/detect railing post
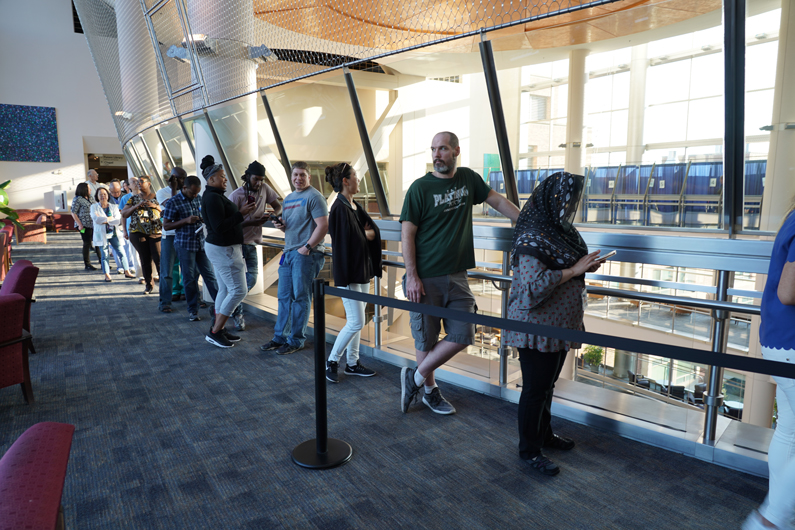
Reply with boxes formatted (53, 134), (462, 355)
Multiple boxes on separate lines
(373, 275), (382, 348)
(292, 279), (353, 469)
(703, 270), (732, 444)
(499, 251), (511, 385)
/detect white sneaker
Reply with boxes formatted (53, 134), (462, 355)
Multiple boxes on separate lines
(742, 511), (772, 530)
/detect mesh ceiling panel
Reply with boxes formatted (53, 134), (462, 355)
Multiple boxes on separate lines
(74, 0), (621, 145)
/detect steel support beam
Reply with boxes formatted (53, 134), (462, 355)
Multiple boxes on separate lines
(343, 67), (391, 217)
(479, 37), (520, 210)
(723, 0), (746, 234)
(261, 92), (294, 191)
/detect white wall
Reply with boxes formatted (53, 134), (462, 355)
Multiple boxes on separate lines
(0, 0), (120, 210)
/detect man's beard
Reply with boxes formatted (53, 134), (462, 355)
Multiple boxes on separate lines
(434, 160), (452, 174)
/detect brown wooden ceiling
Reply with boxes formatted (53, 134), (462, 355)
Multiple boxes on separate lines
(253, 0), (721, 53)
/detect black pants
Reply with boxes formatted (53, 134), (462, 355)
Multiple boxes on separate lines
(80, 227), (101, 266)
(517, 347), (568, 459)
(130, 233), (161, 289)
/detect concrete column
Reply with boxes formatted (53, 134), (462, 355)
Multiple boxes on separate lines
(116, 0), (158, 142)
(186, 0), (258, 187)
(613, 349), (633, 379)
(564, 49), (589, 176)
(760, 0), (795, 231)
(626, 44), (648, 165)
(743, 0), (795, 427)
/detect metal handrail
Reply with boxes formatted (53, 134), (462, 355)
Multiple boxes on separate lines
(258, 241), (761, 316)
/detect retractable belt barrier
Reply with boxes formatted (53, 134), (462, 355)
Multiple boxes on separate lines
(323, 285), (795, 381)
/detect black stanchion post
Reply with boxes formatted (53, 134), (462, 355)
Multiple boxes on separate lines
(292, 279), (353, 469)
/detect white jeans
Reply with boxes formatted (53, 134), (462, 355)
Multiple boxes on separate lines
(328, 282), (369, 366)
(204, 242), (247, 317)
(760, 345), (795, 528)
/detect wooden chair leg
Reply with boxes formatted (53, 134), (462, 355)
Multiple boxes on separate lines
(20, 340), (34, 403)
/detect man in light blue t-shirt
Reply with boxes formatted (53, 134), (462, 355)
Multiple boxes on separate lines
(260, 161), (328, 355)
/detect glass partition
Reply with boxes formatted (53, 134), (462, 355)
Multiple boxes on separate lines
(141, 129), (169, 189)
(159, 121), (196, 177)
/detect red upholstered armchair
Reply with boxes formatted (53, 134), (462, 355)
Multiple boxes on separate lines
(0, 293), (33, 403)
(14, 209), (48, 243)
(0, 260), (39, 354)
(0, 422), (75, 529)
(51, 213), (74, 233)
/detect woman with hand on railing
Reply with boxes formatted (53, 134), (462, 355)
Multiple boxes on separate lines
(323, 162), (382, 383)
(745, 202), (795, 530)
(505, 171), (602, 477)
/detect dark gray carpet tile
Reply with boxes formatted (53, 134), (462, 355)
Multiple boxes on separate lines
(0, 233), (767, 529)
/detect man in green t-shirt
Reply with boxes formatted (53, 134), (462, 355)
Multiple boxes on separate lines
(399, 131), (520, 415)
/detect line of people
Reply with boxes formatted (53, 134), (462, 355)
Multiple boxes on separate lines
(74, 131), (605, 478)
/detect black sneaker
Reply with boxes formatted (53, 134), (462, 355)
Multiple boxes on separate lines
(400, 367), (421, 413)
(259, 339), (282, 352)
(344, 361), (376, 377)
(84, 264), (97, 271)
(189, 313), (201, 322)
(143, 286), (153, 295)
(525, 453), (560, 476)
(326, 361), (339, 383)
(543, 434), (575, 451)
(276, 343), (301, 355)
(206, 328), (233, 348)
(223, 329), (241, 342)
(422, 387), (456, 415)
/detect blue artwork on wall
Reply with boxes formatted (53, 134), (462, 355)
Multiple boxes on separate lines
(0, 104), (60, 163)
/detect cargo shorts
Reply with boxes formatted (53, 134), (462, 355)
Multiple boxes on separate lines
(403, 271), (477, 352)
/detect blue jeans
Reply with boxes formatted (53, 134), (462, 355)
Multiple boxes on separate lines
(232, 244), (259, 317)
(273, 250), (325, 348)
(100, 234), (128, 274)
(176, 245), (219, 316)
(159, 235), (183, 310)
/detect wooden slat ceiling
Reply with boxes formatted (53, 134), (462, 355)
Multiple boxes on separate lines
(253, 0), (721, 53)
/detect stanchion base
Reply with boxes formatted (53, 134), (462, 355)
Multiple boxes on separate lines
(292, 438), (353, 469)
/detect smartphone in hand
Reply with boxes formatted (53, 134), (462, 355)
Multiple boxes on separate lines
(594, 250), (617, 263)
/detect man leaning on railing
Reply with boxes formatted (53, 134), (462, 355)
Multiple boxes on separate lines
(399, 131), (520, 415)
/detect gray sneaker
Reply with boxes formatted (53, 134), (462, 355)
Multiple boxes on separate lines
(233, 313), (246, 331)
(422, 387), (456, 415)
(400, 367), (421, 413)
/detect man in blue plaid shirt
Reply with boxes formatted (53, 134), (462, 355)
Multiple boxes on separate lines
(162, 175), (219, 322)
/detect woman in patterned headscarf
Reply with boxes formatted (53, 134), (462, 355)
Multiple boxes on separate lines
(505, 171), (602, 477)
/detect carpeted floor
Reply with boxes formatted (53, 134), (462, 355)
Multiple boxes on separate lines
(1, 233), (766, 529)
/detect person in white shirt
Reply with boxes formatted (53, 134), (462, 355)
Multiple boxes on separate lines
(90, 187), (134, 282)
(86, 169), (100, 198)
